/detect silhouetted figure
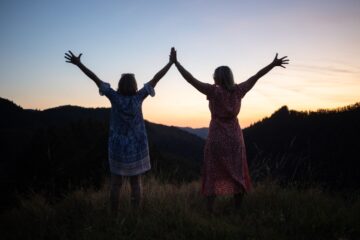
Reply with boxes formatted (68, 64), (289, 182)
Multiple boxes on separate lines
(170, 48), (289, 212)
(65, 50), (173, 213)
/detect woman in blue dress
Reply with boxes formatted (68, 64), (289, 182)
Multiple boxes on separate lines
(65, 49), (173, 211)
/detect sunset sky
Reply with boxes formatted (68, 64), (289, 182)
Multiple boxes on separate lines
(0, 0), (359, 127)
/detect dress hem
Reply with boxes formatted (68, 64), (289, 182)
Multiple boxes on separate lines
(109, 155), (151, 176)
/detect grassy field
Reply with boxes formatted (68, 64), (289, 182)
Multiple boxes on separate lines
(0, 178), (359, 240)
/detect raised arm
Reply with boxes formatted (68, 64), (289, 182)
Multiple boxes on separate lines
(171, 48), (211, 95)
(64, 51), (103, 87)
(147, 50), (173, 88)
(242, 53), (289, 92)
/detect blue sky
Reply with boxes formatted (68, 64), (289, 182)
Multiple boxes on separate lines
(1, 0), (359, 127)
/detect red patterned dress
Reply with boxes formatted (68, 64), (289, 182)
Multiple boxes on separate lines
(201, 82), (252, 196)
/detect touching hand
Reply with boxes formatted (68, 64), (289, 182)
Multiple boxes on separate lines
(272, 53), (289, 68)
(65, 51), (82, 66)
(170, 47), (177, 64)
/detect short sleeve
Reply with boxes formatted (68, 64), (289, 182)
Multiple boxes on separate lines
(137, 83), (155, 101)
(99, 81), (117, 101)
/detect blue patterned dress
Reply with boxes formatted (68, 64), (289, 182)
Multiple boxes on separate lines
(99, 81), (155, 176)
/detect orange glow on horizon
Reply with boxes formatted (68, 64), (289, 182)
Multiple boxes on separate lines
(8, 93), (360, 129)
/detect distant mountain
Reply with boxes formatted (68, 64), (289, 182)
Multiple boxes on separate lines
(146, 122), (204, 180)
(1, 96), (359, 208)
(180, 103), (360, 189)
(243, 104), (360, 189)
(0, 97), (204, 207)
(180, 127), (209, 139)
(0, 98), (22, 112)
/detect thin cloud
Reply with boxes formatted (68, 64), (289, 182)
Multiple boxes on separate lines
(291, 64), (360, 75)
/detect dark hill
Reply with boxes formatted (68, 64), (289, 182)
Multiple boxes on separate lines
(180, 103), (360, 189)
(243, 103), (360, 189)
(0, 98), (27, 127)
(0, 98), (23, 112)
(180, 127), (208, 139)
(1, 96), (360, 210)
(146, 122), (204, 180)
(0, 97), (204, 209)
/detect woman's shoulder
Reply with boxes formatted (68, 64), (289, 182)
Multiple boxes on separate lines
(213, 84), (239, 94)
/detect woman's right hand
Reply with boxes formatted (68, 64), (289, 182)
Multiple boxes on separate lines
(170, 47), (177, 64)
(65, 51), (82, 66)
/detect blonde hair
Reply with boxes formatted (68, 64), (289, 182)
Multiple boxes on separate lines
(213, 66), (235, 91)
(117, 73), (138, 96)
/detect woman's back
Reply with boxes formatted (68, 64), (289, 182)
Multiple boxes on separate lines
(207, 83), (249, 121)
(108, 92), (145, 135)
(203, 82), (252, 196)
(99, 82), (154, 174)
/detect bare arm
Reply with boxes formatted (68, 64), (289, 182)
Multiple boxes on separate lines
(171, 48), (211, 95)
(147, 61), (172, 88)
(243, 53), (289, 92)
(64, 51), (103, 87)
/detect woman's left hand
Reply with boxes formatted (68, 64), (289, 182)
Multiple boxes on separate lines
(272, 53), (289, 68)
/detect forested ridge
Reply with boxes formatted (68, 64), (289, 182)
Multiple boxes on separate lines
(1, 97), (359, 210)
(0, 97), (204, 208)
(243, 104), (360, 189)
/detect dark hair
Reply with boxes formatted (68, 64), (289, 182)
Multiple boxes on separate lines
(117, 73), (138, 96)
(213, 66), (235, 91)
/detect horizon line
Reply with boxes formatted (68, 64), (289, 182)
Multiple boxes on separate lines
(1, 96), (359, 129)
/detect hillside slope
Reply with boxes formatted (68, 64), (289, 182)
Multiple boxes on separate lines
(0, 97), (204, 207)
(1, 96), (360, 206)
(243, 104), (360, 189)
(181, 103), (360, 189)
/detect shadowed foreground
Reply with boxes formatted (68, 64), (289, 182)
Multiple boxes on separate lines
(0, 178), (359, 240)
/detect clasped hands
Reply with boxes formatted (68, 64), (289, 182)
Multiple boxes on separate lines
(169, 47), (177, 64)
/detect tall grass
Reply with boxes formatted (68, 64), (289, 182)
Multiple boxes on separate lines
(0, 178), (359, 240)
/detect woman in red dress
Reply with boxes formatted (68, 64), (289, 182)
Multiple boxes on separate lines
(170, 48), (289, 212)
